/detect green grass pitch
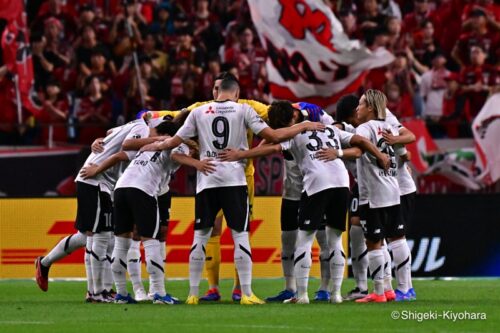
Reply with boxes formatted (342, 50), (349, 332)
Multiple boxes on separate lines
(0, 278), (498, 333)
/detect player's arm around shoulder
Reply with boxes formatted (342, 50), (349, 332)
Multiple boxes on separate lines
(79, 151), (131, 179)
(258, 121), (326, 143)
(349, 134), (391, 170)
(219, 142), (283, 162)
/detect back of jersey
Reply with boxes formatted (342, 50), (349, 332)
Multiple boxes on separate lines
(355, 119), (400, 208)
(176, 100), (268, 193)
(281, 124), (352, 196)
(75, 119), (149, 192)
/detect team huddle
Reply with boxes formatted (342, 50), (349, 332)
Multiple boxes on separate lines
(35, 72), (416, 305)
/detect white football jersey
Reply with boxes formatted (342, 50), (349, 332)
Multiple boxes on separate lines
(356, 119), (400, 208)
(282, 114), (337, 201)
(176, 100), (268, 193)
(75, 119), (150, 193)
(115, 144), (186, 197)
(281, 124), (353, 196)
(385, 110), (417, 196)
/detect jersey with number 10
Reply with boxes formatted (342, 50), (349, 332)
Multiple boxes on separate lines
(176, 100), (268, 193)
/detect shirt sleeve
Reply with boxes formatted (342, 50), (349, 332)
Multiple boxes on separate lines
(355, 124), (371, 140)
(124, 123), (150, 141)
(176, 109), (198, 140)
(337, 128), (355, 146)
(385, 109), (403, 129)
(320, 112), (334, 125)
(244, 104), (269, 135)
(240, 99), (269, 121)
(171, 143), (189, 156)
(280, 139), (293, 152)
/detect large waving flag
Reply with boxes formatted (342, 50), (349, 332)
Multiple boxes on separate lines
(472, 93), (500, 186)
(0, 1), (42, 117)
(248, 0), (394, 109)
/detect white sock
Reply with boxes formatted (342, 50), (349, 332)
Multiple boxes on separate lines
(389, 239), (412, 293)
(85, 236), (94, 295)
(382, 241), (393, 292)
(281, 230), (297, 292)
(189, 228), (212, 296)
(91, 231), (111, 295)
(160, 241), (166, 263)
(326, 227), (345, 294)
(144, 239), (165, 297)
(350, 225), (368, 291)
(294, 230), (316, 299)
(368, 249), (385, 295)
(316, 229), (330, 291)
(127, 240), (144, 293)
(103, 234), (114, 291)
(232, 230), (253, 297)
(111, 236), (132, 296)
(41, 232), (87, 267)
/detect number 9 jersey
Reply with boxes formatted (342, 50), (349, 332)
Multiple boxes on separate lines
(176, 100), (269, 193)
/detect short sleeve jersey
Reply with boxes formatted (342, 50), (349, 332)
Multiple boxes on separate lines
(281, 124), (353, 196)
(356, 119), (400, 208)
(75, 119), (150, 193)
(176, 100), (268, 193)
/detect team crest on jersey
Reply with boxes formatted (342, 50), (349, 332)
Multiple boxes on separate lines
(205, 106), (215, 114)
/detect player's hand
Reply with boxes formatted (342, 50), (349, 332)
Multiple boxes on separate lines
(302, 121), (326, 132)
(141, 141), (162, 151)
(91, 138), (105, 153)
(316, 148), (339, 161)
(377, 154), (391, 171)
(79, 164), (99, 179)
(296, 102), (324, 122)
(196, 159), (216, 175)
(218, 148), (242, 162)
(382, 131), (399, 146)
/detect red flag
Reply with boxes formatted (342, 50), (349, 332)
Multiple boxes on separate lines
(401, 119), (439, 173)
(0, 0), (23, 21)
(1, 7), (42, 117)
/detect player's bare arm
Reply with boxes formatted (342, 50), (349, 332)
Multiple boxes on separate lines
(382, 127), (416, 146)
(350, 135), (391, 170)
(316, 147), (362, 161)
(259, 122), (326, 143)
(171, 153), (216, 176)
(122, 136), (169, 151)
(79, 151), (130, 179)
(219, 144), (282, 162)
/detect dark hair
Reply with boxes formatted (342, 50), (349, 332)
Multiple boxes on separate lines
(335, 94), (359, 122)
(155, 120), (179, 137)
(214, 71), (238, 83)
(268, 101), (295, 129)
(218, 76), (239, 92)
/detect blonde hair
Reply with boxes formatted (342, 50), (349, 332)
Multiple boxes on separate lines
(364, 89), (387, 120)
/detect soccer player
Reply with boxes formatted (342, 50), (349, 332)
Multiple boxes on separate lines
(141, 77), (326, 305)
(263, 101), (338, 303)
(35, 118), (155, 302)
(332, 95), (369, 301)
(219, 101), (390, 304)
(80, 121), (204, 304)
(145, 75), (326, 302)
(352, 89), (412, 303)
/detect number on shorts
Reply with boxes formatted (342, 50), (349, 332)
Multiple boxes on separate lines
(350, 198), (358, 213)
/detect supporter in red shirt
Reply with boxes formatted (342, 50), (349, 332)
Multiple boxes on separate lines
(462, 0), (500, 27)
(385, 82), (414, 118)
(170, 59), (191, 108)
(452, 9), (499, 67)
(459, 45), (496, 120)
(410, 19), (441, 70)
(39, 80), (69, 144)
(338, 9), (358, 39)
(169, 27), (205, 76)
(402, 0), (439, 35)
(201, 55), (221, 100)
(224, 26), (266, 98)
(76, 76), (112, 144)
(33, 0), (78, 42)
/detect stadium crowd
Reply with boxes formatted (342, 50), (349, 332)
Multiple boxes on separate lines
(0, 0), (499, 145)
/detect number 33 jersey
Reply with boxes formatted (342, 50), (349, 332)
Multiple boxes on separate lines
(356, 119), (400, 209)
(176, 100), (269, 193)
(280, 123), (353, 196)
